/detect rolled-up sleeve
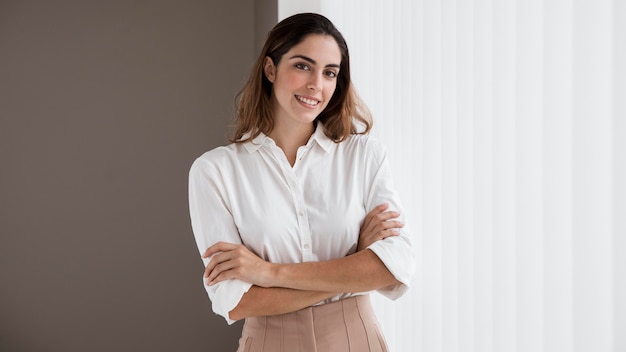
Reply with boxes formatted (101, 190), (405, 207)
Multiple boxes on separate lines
(188, 155), (252, 325)
(362, 138), (416, 300)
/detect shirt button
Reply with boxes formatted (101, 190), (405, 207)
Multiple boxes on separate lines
(304, 244), (310, 249)
(298, 211), (305, 216)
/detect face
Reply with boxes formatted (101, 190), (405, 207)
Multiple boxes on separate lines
(264, 34), (342, 128)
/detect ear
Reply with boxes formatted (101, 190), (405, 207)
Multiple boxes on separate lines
(264, 57), (276, 83)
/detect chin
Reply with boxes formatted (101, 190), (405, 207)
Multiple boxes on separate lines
(290, 112), (320, 125)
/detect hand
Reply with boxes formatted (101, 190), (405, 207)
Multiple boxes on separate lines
(202, 242), (274, 287)
(358, 203), (404, 251)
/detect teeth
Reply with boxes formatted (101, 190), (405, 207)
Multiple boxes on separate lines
(296, 95), (319, 106)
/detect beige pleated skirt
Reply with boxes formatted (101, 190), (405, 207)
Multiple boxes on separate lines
(236, 295), (388, 352)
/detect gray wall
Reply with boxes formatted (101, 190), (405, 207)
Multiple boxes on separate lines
(0, 1), (275, 351)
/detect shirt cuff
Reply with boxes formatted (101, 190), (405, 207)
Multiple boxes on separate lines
(204, 278), (253, 325)
(367, 234), (415, 300)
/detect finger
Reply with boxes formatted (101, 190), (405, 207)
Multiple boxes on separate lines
(362, 203), (389, 229)
(203, 241), (235, 258)
(374, 210), (401, 223)
(208, 270), (234, 286)
(206, 260), (237, 284)
(204, 251), (232, 278)
(359, 228), (400, 250)
(375, 229), (400, 241)
(372, 227), (400, 239)
(377, 220), (404, 232)
(370, 203), (389, 215)
(364, 211), (401, 235)
(207, 270), (229, 286)
(203, 241), (239, 258)
(381, 229), (400, 240)
(365, 212), (398, 231)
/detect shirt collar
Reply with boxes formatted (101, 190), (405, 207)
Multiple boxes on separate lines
(241, 131), (268, 153)
(309, 122), (334, 153)
(241, 122), (335, 154)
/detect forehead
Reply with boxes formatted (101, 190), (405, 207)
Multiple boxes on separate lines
(284, 34), (342, 65)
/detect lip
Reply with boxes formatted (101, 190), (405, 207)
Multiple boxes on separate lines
(295, 94), (321, 107)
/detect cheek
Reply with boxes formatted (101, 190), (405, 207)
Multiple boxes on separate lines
(278, 70), (303, 86)
(275, 76), (302, 99)
(285, 73), (305, 88)
(324, 82), (338, 98)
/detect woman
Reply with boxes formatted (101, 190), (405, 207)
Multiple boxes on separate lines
(189, 13), (415, 352)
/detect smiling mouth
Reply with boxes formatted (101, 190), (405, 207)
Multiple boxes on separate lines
(295, 95), (320, 107)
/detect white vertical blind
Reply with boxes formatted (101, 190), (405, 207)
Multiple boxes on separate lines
(279, 1), (624, 351)
(615, 4), (626, 352)
(543, 1), (573, 351)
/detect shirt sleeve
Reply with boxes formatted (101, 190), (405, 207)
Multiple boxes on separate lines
(362, 138), (417, 300)
(188, 154), (252, 325)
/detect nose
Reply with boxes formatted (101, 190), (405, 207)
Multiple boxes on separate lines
(307, 72), (323, 92)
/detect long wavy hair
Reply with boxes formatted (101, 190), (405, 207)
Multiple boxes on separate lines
(231, 13), (372, 143)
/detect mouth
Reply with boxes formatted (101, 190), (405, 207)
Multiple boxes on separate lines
(295, 95), (320, 107)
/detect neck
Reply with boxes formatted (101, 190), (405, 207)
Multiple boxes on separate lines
(269, 121), (315, 166)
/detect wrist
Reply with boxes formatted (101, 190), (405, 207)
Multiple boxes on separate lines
(262, 262), (281, 288)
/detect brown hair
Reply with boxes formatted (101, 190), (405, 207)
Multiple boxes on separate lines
(231, 13), (372, 143)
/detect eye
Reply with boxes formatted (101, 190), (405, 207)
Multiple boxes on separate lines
(324, 70), (338, 78)
(295, 63), (311, 71)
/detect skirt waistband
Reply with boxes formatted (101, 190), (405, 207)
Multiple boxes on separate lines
(238, 294), (388, 352)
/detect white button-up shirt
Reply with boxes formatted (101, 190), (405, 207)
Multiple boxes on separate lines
(189, 124), (415, 324)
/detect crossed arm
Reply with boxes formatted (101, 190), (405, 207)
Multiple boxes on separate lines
(202, 204), (404, 321)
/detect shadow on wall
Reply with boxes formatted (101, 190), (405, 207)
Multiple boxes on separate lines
(0, 0), (259, 351)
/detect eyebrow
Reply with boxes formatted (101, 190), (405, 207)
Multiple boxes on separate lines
(289, 54), (340, 69)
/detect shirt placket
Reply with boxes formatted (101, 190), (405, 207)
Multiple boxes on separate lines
(288, 173), (314, 262)
(269, 145), (314, 262)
